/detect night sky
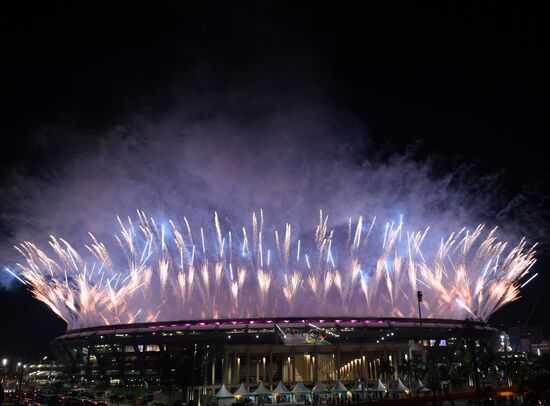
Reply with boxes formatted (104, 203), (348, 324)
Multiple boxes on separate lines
(0, 2), (548, 359)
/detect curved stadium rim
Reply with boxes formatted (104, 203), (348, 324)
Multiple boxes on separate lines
(62, 316), (492, 335)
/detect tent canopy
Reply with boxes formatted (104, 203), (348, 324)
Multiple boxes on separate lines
(234, 383), (252, 397)
(253, 382), (273, 396)
(214, 384), (234, 398)
(312, 381), (330, 394)
(333, 381), (348, 393)
(273, 382), (291, 394)
(292, 382), (311, 394)
(368, 379), (386, 392)
(393, 379), (408, 392)
(350, 381), (363, 392)
(412, 380), (430, 392)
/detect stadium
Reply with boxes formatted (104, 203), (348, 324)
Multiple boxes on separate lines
(50, 316), (497, 401)
(13, 213), (535, 401)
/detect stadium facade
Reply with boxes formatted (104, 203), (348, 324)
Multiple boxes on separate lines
(51, 317), (496, 399)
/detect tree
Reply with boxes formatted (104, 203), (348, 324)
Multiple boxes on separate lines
(530, 352), (550, 375)
(477, 344), (505, 385)
(378, 357), (394, 385)
(399, 357), (414, 392)
(500, 351), (529, 386)
(448, 360), (471, 389)
(412, 361), (427, 380)
(522, 353), (550, 401)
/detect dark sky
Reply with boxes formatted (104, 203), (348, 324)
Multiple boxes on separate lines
(0, 2), (548, 359)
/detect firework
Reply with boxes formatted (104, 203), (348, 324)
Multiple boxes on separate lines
(8, 210), (537, 329)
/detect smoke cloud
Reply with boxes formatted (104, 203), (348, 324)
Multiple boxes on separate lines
(0, 96), (531, 291)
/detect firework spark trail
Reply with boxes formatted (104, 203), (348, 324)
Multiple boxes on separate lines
(9, 211), (537, 329)
(283, 271), (302, 312)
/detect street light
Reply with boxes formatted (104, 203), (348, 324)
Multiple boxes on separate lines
(416, 290), (423, 327)
(1, 358), (8, 386)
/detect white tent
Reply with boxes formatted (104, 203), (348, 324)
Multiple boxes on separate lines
(312, 381), (330, 394)
(411, 380), (423, 390)
(214, 384), (235, 406)
(367, 379), (386, 392)
(273, 382), (291, 394)
(253, 382), (273, 396)
(412, 380), (430, 393)
(214, 384), (235, 398)
(333, 381), (348, 393)
(234, 383), (252, 397)
(392, 379), (408, 393)
(292, 382), (311, 395)
(350, 381), (363, 392)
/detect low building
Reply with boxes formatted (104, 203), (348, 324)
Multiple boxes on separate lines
(531, 340), (550, 356)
